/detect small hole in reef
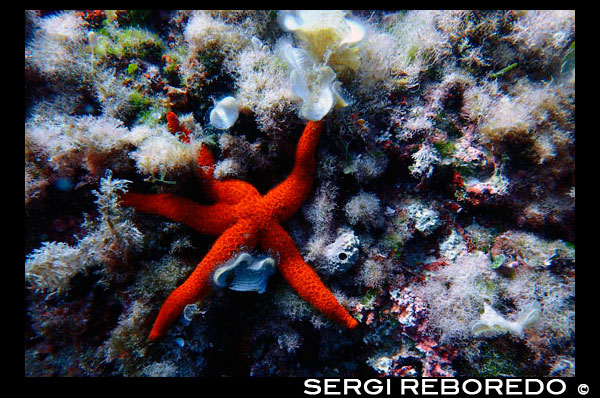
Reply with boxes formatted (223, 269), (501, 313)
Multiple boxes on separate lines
(338, 253), (348, 261)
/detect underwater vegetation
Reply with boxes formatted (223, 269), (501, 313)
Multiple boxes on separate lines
(25, 10), (574, 377)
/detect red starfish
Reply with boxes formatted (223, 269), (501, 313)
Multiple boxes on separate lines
(120, 120), (358, 340)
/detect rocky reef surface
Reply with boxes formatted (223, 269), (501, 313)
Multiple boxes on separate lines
(25, 10), (574, 377)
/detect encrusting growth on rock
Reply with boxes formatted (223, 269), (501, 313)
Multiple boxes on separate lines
(166, 111), (191, 143)
(120, 119), (358, 340)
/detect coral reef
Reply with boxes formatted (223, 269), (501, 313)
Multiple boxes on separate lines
(25, 10), (574, 377)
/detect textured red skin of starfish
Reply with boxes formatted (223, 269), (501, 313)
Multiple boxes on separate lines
(120, 120), (358, 341)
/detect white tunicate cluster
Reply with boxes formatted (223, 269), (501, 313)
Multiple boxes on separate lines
(277, 10), (365, 70)
(281, 43), (351, 121)
(471, 302), (541, 338)
(277, 10), (364, 121)
(209, 96), (239, 130)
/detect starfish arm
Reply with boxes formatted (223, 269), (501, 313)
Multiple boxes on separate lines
(259, 221), (358, 329)
(120, 192), (237, 236)
(149, 219), (260, 341)
(263, 121), (324, 222)
(196, 146), (261, 204)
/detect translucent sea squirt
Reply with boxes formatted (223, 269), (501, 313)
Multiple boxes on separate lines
(283, 44), (351, 121)
(209, 96), (239, 130)
(277, 10), (365, 72)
